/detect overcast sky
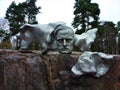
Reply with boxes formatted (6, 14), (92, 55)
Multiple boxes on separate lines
(0, 0), (120, 26)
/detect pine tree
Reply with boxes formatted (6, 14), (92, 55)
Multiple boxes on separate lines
(117, 21), (120, 53)
(23, 0), (41, 24)
(5, 1), (25, 35)
(72, 0), (100, 34)
(91, 21), (117, 54)
(5, 0), (41, 35)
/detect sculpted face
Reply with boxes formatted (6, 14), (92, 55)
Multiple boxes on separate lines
(56, 28), (74, 54)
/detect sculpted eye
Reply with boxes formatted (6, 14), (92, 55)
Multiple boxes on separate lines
(66, 39), (72, 43)
(57, 39), (73, 44)
(57, 39), (64, 43)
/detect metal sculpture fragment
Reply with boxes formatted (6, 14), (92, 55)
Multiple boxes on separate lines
(71, 51), (114, 77)
(18, 24), (55, 50)
(74, 28), (98, 51)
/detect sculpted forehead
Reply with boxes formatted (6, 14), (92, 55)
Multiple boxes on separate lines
(56, 29), (74, 38)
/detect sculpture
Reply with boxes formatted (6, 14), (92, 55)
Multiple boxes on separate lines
(74, 28), (98, 51)
(12, 22), (97, 54)
(50, 25), (74, 54)
(18, 24), (54, 49)
(71, 51), (114, 77)
(14, 22), (74, 54)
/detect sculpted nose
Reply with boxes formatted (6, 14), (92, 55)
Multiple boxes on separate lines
(63, 39), (67, 46)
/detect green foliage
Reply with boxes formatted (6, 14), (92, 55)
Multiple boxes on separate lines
(117, 21), (120, 31)
(23, 0), (41, 24)
(72, 0), (100, 34)
(5, 0), (41, 35)
(0, 29), (11, 49)
(91, 21), (117, 54)
(0, 40), (11, 49)
(5, 1), (25, 35)
(0, 29), (11, 43)
(116, 21), (120, 53)
(0, 30), (5, 35)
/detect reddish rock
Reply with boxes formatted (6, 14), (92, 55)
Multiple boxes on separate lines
(0, 49), (120, 90)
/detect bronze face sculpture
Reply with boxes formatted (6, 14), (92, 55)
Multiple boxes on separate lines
(52, 25), (74, 54)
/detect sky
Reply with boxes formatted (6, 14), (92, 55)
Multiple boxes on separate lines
(0, 0), (120, 26)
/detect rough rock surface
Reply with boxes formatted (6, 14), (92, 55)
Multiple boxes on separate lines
(0, 49), (120, 90)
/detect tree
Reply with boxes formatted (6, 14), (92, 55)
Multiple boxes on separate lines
(91, 21), (117, 54)
(116, 21), (120, 53)
(72, 0), (100, 34)
(23, 0), (41, 24)
(0, 18), (10, 42)
(5, 1), (25, 35)
(5, 0), (41, 35)
(117, 21), (120, 31)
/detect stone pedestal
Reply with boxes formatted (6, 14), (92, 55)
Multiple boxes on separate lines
(0, 49), (120, 90)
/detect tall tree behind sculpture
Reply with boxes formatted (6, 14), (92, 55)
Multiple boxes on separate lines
(116, 22), (120, 54)
(23, 0), (41, 24)
(72, 0), (100, 34)
(91, 21), (117, 54)
(5, 0), (41, 35)
(5, 1), (24, 35)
